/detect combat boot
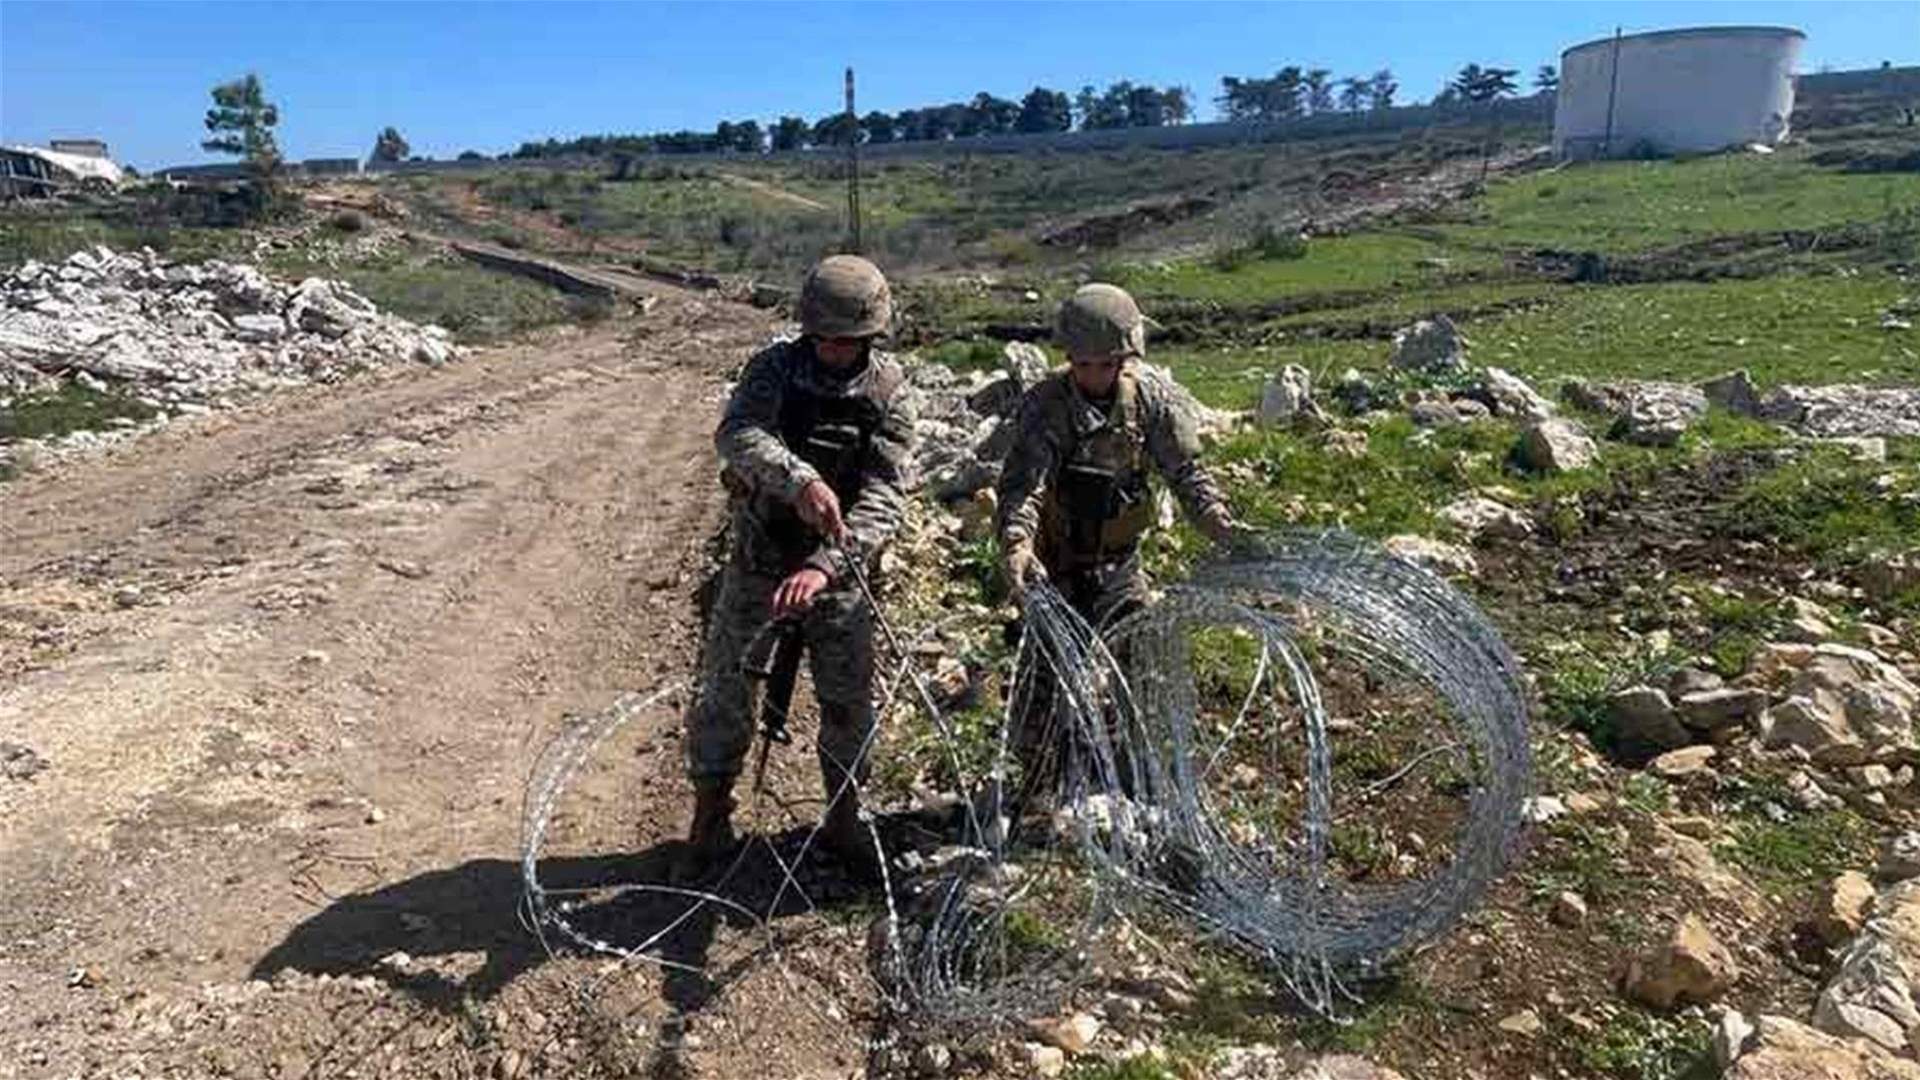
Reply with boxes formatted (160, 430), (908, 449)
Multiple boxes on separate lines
(820, 790), (884, 883)
(675, 779), (737, 882)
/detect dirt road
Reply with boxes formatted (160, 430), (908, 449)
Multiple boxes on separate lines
(0, 289), (876, 1078)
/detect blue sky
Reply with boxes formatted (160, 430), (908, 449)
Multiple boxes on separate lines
(2, 1), (1912, 169)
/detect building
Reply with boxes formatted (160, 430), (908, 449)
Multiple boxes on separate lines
(1553, 26), (1805, 159)
(300, 158), (363, 176)
(49, 138), (110, 159)
(0, 144), (126, 197)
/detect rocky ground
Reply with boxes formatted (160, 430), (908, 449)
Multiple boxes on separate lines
(2, 231), (1919, 1080)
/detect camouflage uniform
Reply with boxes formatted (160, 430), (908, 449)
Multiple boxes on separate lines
(996, 284), (1229, 802)
(685, 337), (917, 791)
(995, 363), (1228, 628)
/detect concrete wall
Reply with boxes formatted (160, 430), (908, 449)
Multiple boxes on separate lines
(1554, 26), (1804, 158)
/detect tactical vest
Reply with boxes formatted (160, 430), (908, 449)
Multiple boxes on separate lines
(755, 354), (897, 566)
(1040, 372), (1154, 567)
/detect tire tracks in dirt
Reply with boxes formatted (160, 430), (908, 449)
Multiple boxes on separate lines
(0, 291), (877, 1078)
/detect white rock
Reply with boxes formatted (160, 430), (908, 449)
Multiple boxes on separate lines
(1389, 316), (1468, 373)
(1712, 1009), (1755, 1069)
(1523, 796), (1567, 823)
(1881, 833), (1920, 882)
(1551, 890), (1589, 927)
(1032, 1013), (1102, 1054)
(1438, 495), (1533, 541)
(1023, 1043), (1066, 1078)
(1382, 534), (1477, 577)
(231, 313), (287, 342)
(1258, 364), (1325, 427)
(1649, 745), (1717, 780)
(1519, 417), (1598, 473)
(1498, 1009), (1543, 1036)
(1479, 367), (1556, 421)
(1001, 341), (1051, 389)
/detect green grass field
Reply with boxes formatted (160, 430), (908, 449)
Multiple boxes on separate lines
(1451, 150), (1920, 252)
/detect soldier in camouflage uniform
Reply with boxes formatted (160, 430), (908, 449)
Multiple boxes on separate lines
(997, 282), (1233, 623)
(996, 284), (1234, 799)
(683, 255), (917, 877)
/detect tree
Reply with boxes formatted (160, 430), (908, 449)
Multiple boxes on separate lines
(1535, 64), (1559, 92)
(1267, 67), (1306, 120)
(1016, 87), (1072, 133)
(1217, 77), (1253, 121)
(1122, 83), (1169, 127)
(1451, 64), (1521, 180)
(1080, 82), (1132, 129)
(457, 149), (486, 162)
(1337, 77), (1368, 113)
(1074, 84), (1101, 130)
(713, 119), (764, 153)
(860, 110), (897, 145)
(1164, 86), (1193, 125)
(968, 92), (1020, 135)
(1220, 69), (1310, 123)
(1452, 63), (1519, 104)
(1367, 68), (1398, 110)
(370, 126), (409, 164)
(771, 115), (808, 151)
(1304, 69), (1335, 115)
(201, 73), (281, 183)
(732, 119), (765, 153)
(811, 112), (860, 148)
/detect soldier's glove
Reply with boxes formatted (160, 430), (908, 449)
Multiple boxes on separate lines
(1005, 545), (1047, 600)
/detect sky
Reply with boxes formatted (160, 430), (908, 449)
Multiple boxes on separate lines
(1, 1), (1913, 170)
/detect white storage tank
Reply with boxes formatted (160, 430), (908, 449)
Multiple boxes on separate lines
(1553, 26), (1804, 159)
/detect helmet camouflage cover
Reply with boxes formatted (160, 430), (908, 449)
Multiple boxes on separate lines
(1055, 282), (1148, 359)
(798, 254), (892, 338)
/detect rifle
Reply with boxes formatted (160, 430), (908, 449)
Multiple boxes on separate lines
(747, 617), (805, 801)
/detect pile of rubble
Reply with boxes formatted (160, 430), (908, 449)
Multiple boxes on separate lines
(899, 341), (1236, 528)
(0, 245), (458, 423)
(899, 341), (1052, 508)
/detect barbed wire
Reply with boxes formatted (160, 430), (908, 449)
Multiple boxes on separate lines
(517, 527), (1531, 1038)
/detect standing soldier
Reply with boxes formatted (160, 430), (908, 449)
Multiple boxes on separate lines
(682, 254), (916, 879)
(995, 284), (1234, 804)
(996, 282), (1235, 627)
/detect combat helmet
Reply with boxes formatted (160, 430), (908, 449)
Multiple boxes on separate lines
(798, 254), (892, 338)
(1055, 283), (1149, 359)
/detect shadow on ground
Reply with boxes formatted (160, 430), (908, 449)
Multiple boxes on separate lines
(251, 810), (962, 1019)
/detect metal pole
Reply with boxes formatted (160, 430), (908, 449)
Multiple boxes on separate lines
(845, 66), (862, 254)
(1601, 25), (1623, 158)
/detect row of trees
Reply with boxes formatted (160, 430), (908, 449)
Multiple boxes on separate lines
(200, 60), (1565, 181)
(1218, 68), (1399, 121)
(510, 80), (1195, 159)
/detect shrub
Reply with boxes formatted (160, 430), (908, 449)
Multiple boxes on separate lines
(1209, 221), (1309, 272)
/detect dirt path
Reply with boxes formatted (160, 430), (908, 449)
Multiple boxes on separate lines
(0, 290), (875, 1079)
(715, 172), (831, 213)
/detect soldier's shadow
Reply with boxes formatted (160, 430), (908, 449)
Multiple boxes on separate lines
(251, 813), (947, 1021)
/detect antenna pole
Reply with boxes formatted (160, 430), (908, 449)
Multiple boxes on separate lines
(845, 66), (862, 254)
(1602, 25), (1623, 158)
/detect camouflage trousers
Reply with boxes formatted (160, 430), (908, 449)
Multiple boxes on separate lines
(684, 564), (878, 795)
